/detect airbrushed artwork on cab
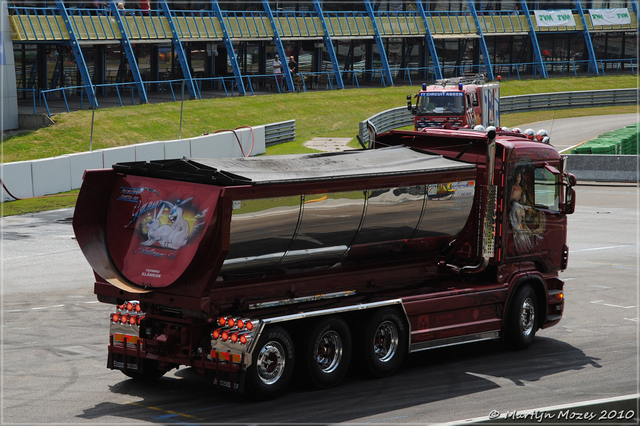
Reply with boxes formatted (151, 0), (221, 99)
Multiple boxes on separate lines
(107, 177), (220, 288)
(507, 163), (546, 256)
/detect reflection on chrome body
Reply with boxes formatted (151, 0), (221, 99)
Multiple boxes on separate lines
(221, 183), (474, 277)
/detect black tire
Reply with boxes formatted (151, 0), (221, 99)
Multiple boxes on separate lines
(122, 359), (167, 381)
(360, 307), (407, 378)
(504, 284), (538, 350)
(246, 325), (295, 399)
(304, 316), (352, 389)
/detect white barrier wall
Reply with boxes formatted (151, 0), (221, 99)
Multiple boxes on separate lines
(2, 125), (267, 202)
(1, 161), (34, 200)
(31, 156), (72, 197)
(164, 139), (191, 159)
(68, 151), (104, 189)
(135, 141), (166, 161)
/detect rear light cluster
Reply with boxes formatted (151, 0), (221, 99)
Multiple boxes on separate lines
(211, 316), (254, 345)
(110, 301), (144, 326)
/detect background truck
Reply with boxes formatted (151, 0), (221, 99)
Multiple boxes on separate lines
(72, 127), (576, 398)
(407, 75), (500, 130)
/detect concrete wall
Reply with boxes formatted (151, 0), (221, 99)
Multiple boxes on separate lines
(2, 125), (266, 201)
(566, 155), (638, 183)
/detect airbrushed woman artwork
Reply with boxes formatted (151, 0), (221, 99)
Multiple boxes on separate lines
(508, 164), (546, 255)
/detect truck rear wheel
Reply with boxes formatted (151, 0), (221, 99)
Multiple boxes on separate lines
(504, 284), (538, 350)
(246, 325), (294, 399)
(304, 316), (352, 389)
(361, 307), (407, 378)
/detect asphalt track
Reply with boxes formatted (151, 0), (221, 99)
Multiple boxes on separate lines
(1, 115), (638, 424)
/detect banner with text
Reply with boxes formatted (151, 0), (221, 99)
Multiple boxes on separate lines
(534, 10), (576, 27)
(589, 9), (631, 26)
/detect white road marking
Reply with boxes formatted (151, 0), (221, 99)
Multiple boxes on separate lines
(590, 300), (635, 309)
(5, 301), (103, 312)
(623, 318), (638, 322)
(573, 245), (630, 252)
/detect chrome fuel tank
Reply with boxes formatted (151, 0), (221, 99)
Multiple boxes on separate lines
(221, 180), (475, 277)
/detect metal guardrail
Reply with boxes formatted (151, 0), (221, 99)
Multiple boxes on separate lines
(265, 119), (295, 147)
(359, 88), (638, 144)
(500, 88), (637, 114)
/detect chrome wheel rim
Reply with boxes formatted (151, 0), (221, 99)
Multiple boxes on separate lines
(315, 331), (343, 374)
(373, 320), (399, 362)
(520, 297), (535, 337)
(256, 341), (285, 385)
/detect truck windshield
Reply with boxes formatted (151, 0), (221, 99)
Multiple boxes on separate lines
(417, 93), (465, 114)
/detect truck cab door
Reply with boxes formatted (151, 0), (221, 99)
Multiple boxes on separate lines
(504, 161), (566, 272)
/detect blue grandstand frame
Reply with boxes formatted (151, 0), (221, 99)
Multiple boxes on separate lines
(7, 0), (638, 107)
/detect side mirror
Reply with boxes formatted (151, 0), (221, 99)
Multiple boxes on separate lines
(407, 94), (412, 112)
(564, 186), (576, 215)
(566, 173), (577, 187)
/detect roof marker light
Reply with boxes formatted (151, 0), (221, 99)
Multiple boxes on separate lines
(422, 83), (427, 90)
(458, 82), (463, 90)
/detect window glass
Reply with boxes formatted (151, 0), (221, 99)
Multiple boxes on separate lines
(534, 167), (559, 212)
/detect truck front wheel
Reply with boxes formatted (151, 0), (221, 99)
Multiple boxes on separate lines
(304, 316), (352, 389)
(361, 307), (407, 378)
(504, 284), (538, 350)
(246, 325), (294, 399)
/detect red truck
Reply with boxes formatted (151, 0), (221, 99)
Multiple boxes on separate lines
(407, 75), (500, 130)
(72, 127), (576, 398)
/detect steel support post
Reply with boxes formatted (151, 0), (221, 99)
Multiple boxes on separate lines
(55, 0), (98, 107)
(632, 0), (639, 23)
(211, 0), (245, 95)
(467, 0), (495, 80)
(520, 0), (548, 78)
(108, 0), (149, 103)
(364, 0), (393, 86)
(574, 0), (599, 75)
(312, 0), (344, 89)
(415, 0), (442, 80)
(160, 0), (198, 98)
(261, 0), (294, 92)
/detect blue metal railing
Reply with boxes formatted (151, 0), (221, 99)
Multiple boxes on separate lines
(373, 11), (423, 36)
(272, 10), (321, 37)
(426, 11), (474, 35)
(10, 6), (66, 41)
(474, 9), (527, 33)
(222, 11), (270, 38)
(322, 11), (371, 37)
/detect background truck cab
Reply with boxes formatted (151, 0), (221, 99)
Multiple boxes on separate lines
(407, 75), (500, 130)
